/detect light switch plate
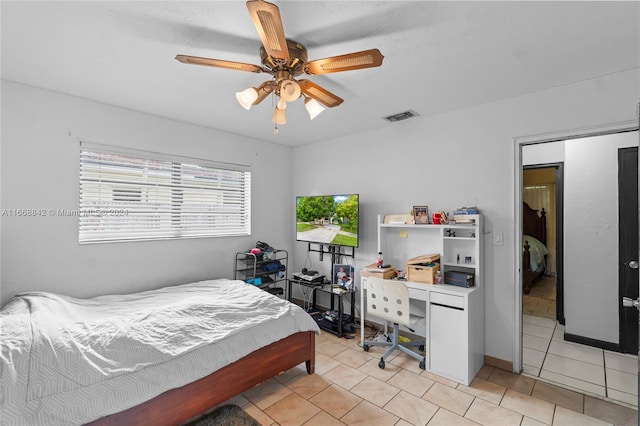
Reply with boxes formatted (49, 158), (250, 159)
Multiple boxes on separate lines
(493, 231), (503, 246)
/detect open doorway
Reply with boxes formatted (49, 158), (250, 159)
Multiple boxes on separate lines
(522, 164), (564, 325)
(516, 127), (639, 408)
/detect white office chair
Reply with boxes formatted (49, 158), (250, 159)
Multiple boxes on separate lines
(362, 277), (426, 370)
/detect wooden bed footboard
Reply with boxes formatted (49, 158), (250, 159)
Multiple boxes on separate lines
(523, 240), (535, 294)
(87, 331), (315, 426)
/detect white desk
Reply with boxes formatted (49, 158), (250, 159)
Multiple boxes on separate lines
(360, 276), (485, 386)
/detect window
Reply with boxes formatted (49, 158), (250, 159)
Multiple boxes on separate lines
(79, 142), (251, 243)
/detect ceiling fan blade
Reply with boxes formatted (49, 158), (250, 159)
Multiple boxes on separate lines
(305, 49), (384, 75)
(175, 55), (263, 73)
(298, 79), (343, 108)
(246, 0), (290, 61)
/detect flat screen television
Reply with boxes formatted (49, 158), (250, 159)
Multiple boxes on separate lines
(296, 194), (359, 248)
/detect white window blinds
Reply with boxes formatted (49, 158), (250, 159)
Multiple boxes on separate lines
(79, 142), (251, 243)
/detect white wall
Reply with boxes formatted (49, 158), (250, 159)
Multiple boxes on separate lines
(523, 141), (565, 165)
(291, 68), (639, 363)
(0, 81), (293, 304)
(564, 132), (638, 342)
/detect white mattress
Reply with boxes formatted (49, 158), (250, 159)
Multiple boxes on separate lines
(0, 279), (320, 425)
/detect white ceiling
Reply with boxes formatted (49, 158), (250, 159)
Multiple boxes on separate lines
(2, 1), (638, 147)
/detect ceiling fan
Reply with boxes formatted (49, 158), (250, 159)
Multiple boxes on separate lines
(175, 0), (384, 127)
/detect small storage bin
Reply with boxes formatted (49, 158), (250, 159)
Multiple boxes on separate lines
(406, 254), (440, 284)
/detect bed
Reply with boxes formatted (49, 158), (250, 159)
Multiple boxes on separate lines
(523, 202), (549, 294)
(0, 279), (320, 426)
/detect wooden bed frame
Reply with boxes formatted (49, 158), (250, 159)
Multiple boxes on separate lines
(87, 331), (315, 426)
(523, 202), (547, 294)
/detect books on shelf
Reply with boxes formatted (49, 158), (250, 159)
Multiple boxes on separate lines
(453, 206), (480, 223)
(453, 206), (480, 215)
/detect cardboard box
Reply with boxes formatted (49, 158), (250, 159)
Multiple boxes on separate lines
(406, 254), (440, 284)
(361, 264), (397, 279)
(444, 270), (475, 288)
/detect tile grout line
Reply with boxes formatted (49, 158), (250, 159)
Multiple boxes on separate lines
(458, 392), (476, 421)
(602, 349), (609, 400)
(535, 319), (556, 379)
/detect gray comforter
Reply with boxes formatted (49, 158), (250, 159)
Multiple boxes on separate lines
(0, 279), (320, 425)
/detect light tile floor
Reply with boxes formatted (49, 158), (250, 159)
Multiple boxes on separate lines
(523, 313), (639, 410)
(215, 329), (637, 425)
(522, 275), (639, 410)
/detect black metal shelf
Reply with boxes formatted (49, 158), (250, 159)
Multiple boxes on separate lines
(315, 313), (355, 335)
(287, 279), (355, 337)
(234, 249), (288, 297)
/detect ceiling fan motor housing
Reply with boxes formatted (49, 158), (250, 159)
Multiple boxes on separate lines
(260, 39), (308, 76)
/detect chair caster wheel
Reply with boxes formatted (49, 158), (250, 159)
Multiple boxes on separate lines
(419, 359), (426, 370)
(363, 344), (370, 352)
(419, 345), (425, 352)
(378, 358), (385, 369)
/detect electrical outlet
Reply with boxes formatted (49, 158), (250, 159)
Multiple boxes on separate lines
(493, 231), (503, 246)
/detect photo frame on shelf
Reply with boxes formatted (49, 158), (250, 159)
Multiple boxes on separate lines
(333, 264), (354, 290)
(413, 205), (429, 224)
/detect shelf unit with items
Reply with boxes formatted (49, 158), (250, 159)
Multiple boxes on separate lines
(369, 213), (484, 385)
(288, 278), (356, 337)
(234, 249), (288, 297)
(440, 215), (483, 289)
(376, 214), (482, 289)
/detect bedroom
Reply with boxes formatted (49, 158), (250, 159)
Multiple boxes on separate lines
(1, 1), (639, 425)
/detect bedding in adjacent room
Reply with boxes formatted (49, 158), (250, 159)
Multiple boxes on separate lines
(0, 279), (320, 425)
(524, 234), (548, 273)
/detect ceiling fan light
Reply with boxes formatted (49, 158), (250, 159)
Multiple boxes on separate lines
(280, 79), (301, 102)
(304, 98), (325, 120)
(272, 106), (286, 125)
(277, 96), (287, 111)
(235, 87), (259, 110)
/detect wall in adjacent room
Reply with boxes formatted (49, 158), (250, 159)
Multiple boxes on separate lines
(563, 132), (638, 343)
(290, 68), (639, 364)
(1, 81), (293, 304)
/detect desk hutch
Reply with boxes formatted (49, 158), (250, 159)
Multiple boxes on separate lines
(360, 214), (484, 386)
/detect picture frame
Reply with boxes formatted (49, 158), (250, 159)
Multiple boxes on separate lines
(413, 205), (430, 224)
(333, 264), (355, 290)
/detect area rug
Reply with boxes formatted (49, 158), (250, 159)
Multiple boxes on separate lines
(184, 404), (260, 426)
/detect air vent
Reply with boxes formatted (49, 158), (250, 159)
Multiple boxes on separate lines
(383, 110), (420, 123)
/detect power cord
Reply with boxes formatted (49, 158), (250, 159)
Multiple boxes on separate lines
(357, 324), (385, 348)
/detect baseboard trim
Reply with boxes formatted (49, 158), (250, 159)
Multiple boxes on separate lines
(484, 355), (513, 372)
(564, 333), (621, 352)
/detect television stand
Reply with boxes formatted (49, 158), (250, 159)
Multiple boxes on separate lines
(288, 278), (355, 337)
